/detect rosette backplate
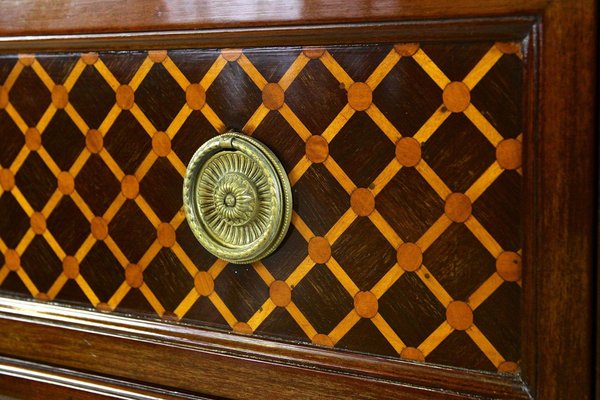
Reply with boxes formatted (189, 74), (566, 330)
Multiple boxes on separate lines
(183, 132), (292, 264)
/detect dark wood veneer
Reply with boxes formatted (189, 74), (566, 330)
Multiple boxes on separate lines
(0, 42), (524, 371)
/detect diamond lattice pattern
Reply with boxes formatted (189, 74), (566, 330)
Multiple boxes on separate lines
(0, 43), (523, 373)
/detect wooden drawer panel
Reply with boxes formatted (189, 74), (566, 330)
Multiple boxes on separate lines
(0, 42), (522, 373)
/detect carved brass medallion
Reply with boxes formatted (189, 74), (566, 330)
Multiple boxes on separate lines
(183, 132), (292, 263)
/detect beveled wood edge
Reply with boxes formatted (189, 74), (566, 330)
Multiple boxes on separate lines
(0, 17), (535, 53)
(0, 356), (213, 400)
(521, 17), (540, 397)
(0, 296), (530, 400)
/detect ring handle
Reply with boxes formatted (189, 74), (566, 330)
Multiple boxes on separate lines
(183, 132), (292, 264)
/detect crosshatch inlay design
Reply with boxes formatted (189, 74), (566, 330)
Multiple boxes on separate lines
(0, 42), (523, 373)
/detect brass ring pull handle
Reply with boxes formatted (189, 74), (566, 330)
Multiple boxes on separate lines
(183, 132), (292, 264)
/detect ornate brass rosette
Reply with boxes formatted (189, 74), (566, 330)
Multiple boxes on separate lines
(183, 132), (292, 263)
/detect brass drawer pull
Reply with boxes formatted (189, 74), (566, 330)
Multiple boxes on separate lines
(183, 132), (292, 263)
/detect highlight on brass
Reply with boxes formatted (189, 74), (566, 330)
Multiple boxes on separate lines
(183, 131), (292, 264)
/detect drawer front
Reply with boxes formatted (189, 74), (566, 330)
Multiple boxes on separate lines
(0, 43), (522, 373)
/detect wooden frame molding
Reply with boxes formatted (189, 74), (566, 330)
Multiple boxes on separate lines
(0, 297), (529, 399)
(0, 0), (595, 398)
(0, 356), (213, 400)
(0, 18), (534, 53)
(0, 0), (547, 36)
(528, 1), (596, 398)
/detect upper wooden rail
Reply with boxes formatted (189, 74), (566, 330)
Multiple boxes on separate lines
(0, 0), (548, 36)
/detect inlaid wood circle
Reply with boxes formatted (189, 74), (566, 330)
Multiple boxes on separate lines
(25, 127), (41, 151)
(18, 54), (35, 66)
(446, 301), (473, 331)
(148, 50), (167, 63)
(498, 361), (519, 373)
(96, 302), (112, 312)
(194, 271), (214, 296)
(121, 175), (139, 199)
(86, 129), (103, 153)
(0, 86), (8, 109)
(350, 188), (375, 216)
(185, 83), (206, 110)
(305, 135), (328, 163)
(443, 81), (471, 113)
(495, 42), (521, 55)
(396, 242), (423, 272)
(30, 212), (46, 235)
(496, 251), (522, 282)
(308, 236), (331, 264)
(303, 47), (326, 59)
(444, 193), (472, 223)
(57, 171), (75, 195)
(152, 131), (171, 157)
(157, 222), (176, 248)
(347, 82), (372, 111)
(496, 138), (522, 170)
(400, 347), (425, 361)
(81, 52), (99, 65)
(354, 291), (378, 319)
(233, 322), (253, 335)
(0, 168), (15, 191)
(62, 256), (79, 279)
(162, 311), (179, 321)
(221, 48), (242, 62)
(312, 333), (334, 347)
(91, 216), (109, 240)
(35, 292), (50, 301)
(394, 43), (420, 56)
(125, 263), (144, 288)
(395, 137), (421, 167)
(270, 280), (292, 307)
(262, 83), (285, 110)
(4, 250), (20, 271)
(51, 85), (69, 109)
(116, 84), (135, 110)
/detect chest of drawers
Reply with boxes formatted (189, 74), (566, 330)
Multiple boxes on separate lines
(0, 1), (595, 399)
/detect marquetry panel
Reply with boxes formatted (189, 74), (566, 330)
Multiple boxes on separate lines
(0, 42), (523, 373)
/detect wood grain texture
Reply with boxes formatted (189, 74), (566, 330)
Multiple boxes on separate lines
(0, 356), (213, 400)
(523, 0), (596, 398)
(0, 0), (546, 37)
(0, 19), (535, 53)
(0, 376), (118, 400)
(0, 297), (530, 400)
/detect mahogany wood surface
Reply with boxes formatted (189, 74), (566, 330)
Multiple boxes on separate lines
(0, 356), (214, 400)
(0, 18), (535, 53)
(0, 297), (529, 400)
(0, 0), (547, 36)
(0, 356), (212, 400)
(528, 0), (596, 398)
